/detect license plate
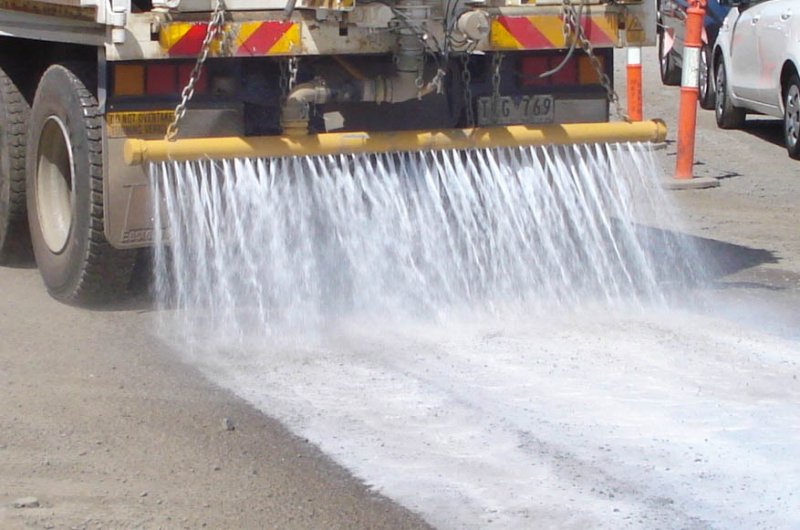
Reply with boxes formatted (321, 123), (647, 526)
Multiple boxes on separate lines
(477, 95), (554, 126)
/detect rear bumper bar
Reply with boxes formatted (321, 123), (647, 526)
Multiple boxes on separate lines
(124, 120), (667, 165)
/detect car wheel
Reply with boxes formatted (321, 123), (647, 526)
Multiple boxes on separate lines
(26, 63), (136, 305)
(657, 26), (681, 86)
(714, 59), (745, 129)
(784, 73), (800, 160)
(698, 44), (715, 110)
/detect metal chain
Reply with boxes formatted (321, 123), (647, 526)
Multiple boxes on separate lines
(165, 0), (227, 141)
(561, 0), (628, 121)
(288, 56), (299, 91)
(279, 59), (288, 97)
(279, 56), (299, 99)
(560, 0), (578, 44)
(460, 53), (474, 127)
(491, 52), (504, 125)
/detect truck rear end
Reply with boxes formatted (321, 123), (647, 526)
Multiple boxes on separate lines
(0, 0), (659, 303)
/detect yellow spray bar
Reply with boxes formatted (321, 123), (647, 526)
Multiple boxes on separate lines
(124, 121), (667, 165)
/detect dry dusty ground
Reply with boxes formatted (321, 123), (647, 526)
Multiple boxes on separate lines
(0, 266), (433, 529)
(0, 46), (798, 529)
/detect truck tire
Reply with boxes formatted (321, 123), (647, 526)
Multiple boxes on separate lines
(26, 64), (136, 305)
(714, 59), (745, 129)
(0, 66), (31, 263)
(783, 73), (800, 160)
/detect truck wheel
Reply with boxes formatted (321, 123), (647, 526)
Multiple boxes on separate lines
(783, 73), (800, 160)
(698, 44), (715, 110)
(714, 59), (745, 129)
(26, 64), (136, 305)
(0, 66), (31, 263)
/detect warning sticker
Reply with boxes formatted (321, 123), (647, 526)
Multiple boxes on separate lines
(106, 111), (174, 138)
(625, 15), (646, 45)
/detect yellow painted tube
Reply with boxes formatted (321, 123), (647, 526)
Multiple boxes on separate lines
(124, 120), (667, 165)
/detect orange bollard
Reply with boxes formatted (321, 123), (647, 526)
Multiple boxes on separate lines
(674, 0), (705, 180)
(626, 46), (643, 121)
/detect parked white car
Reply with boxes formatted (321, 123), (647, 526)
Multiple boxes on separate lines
(713, 0), (800, 159)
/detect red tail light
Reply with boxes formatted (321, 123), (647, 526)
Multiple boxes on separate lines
(518, 53), (607, 86)
(519, 54), (579, 87)
(146, 64), (178, 95)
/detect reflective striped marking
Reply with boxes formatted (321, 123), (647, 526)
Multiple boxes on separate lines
(160, 23), (209, 57)
(235, 21), (300, 56)
(491, 14), (617, 50)
(160, 21), (301, 57)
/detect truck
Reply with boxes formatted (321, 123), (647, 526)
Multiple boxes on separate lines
(0, 0), (660, 304)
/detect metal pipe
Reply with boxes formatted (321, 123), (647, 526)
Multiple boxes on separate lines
(362, 71), (439, 104)
(282, 0), (297, 20)
(124, 120), (667, 165)
(280, 80), (335, 133)
(280, 69), (438, 134)
(281, 72), (429, 123)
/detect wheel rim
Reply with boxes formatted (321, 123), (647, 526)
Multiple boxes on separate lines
(36, 116), (73, 254)
(699, 46), (709, 102)
(787, 84), (800, 149)
(658, 33), (668, 78)
(715, 63), (726, 119)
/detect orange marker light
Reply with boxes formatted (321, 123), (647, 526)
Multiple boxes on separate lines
(114, 64), (145, 96)
(577, 55), (604, 85)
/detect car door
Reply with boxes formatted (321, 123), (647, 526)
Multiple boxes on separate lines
(754, 0), (793, 109)
(728, 0), (770, 100)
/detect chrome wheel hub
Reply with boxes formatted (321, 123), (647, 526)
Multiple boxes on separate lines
(715, 65), (725, 117)
(786, 84), (800, 148)
(36, 116), (73, 254)
(699, 47), (709, 100)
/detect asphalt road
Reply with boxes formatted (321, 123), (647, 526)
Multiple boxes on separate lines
(1, 46), (798, 529)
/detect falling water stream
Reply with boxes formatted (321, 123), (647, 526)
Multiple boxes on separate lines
(151, 143), (698, 339)
(148, 144), (800, 529)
